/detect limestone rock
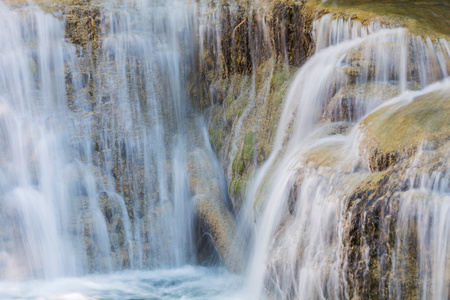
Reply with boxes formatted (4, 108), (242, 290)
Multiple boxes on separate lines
(359, 88), (450, 172)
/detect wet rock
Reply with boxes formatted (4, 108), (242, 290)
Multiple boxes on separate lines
(345, 139), (450, 298)
(190, 0), (315, 111)
(187, 148), (244, 272)
(323, 83), (400, 122)
(195, 194), (243, 272)
(359, 88), (450, 172)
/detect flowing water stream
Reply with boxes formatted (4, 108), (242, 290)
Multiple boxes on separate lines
(243, 15), (449, 300)
(0, 0), (237, 296)
(0, 0), (448, 299)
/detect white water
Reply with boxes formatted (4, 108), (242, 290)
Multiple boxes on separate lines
(392, 153), (450, 299)
(0, 266), (242, 300)
(244, 15), (450, 299)
(0, 0), (449, 298)
(0, 1), (83, 279)
(0, 0), (230, 282)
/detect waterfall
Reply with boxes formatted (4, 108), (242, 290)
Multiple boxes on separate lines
(0, 0), (449, 298)
(244, 15), (450, 299)
(392, 139), (450, 299)
(0, 1), (83, 279)
(0, 0), (230, 281)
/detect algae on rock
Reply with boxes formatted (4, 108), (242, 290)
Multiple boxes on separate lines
(359, 87), (450, 172)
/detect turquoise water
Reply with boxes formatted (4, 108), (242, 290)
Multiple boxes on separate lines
(0, 267), (243, 300)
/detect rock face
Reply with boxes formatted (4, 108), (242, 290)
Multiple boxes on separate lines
(345, 151), (450, 299)
(344, 88), (450, 298)
(360, 89), (450, 172)
(322, 83), (400, 122)
(189, 0), (322, 213)
(189, 0), (449, 216)
(32, 0), (449, 283)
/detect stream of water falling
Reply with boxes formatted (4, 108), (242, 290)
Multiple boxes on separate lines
(243, 15), (450, 300)
(0, 0), (239, 295)
(0, 0), (449, 298)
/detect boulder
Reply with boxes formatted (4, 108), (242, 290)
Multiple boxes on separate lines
(187, 149), (245, 272)
(359, 88), (450, 172)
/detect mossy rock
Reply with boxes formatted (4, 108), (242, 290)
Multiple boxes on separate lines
(242, 131), (256, 162)
(345, 168), (403, 298)
(303, 140), (347, 168)
(323, 83), (400, 122)
(186, 149), (244, 272)
(360, 88), (450, 172)
(232, 154), (245, 177)
(305, 0), (450, 39)
(195, 194), (244, 273)
(229, 171), (253, 211)
(344, 137), (449, 298)
(229, 130), (256, 208)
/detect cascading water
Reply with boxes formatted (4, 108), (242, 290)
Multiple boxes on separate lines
(0, 0), (449, 298)
(243, 15), (450, 300)
(0, 0), (240, 298)
(0, 1), (83, 279)
(92, 0), (201, 270)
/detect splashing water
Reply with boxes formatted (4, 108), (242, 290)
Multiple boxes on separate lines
(0, 266), (242, 300)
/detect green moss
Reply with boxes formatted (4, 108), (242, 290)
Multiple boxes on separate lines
(229, 175), (248, 203)
(232, 154), (245, 176)
(231, 130), (256, 176)
(361, 88), (450, 171)
(208, 127), (225, 151)
(225, 94), (234, 106)
(257, 67), (297, 163)
(306, 0), (450, 38)
(242, 131), (256, 161)
(304, 142), (342, 168)
(223, 77), (252, 124)
(252, 162), (277, 212)
(29, 58), (38, 77)
(271, 71), (292, 91)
